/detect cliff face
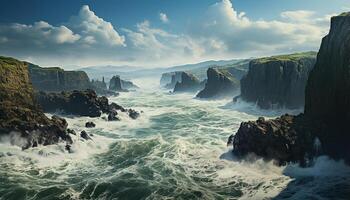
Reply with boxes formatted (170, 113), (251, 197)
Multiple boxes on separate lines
(305, 13), (350, 160)
(0, 56), (71, 149)
(241, 52), (316, 109)
(197, 68), (239, 98)
(229, 13), (350, 164)
(28, 63), (91, 92)
(121, 79), (139, 90)
(173, 72), (202, 92)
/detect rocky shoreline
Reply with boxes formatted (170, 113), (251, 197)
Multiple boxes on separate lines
(228, 13), (350, 165)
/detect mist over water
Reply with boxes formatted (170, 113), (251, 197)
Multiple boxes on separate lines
(0, 78), (349, 200)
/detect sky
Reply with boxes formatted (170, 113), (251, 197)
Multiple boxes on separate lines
(0, 0), (349, 69)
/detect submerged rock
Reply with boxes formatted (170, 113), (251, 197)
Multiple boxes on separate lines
(128, 109), (140, 119)
(197, 68), (239, 98)
(240, 52), (316, 109)
(80, 131), (91, 140)
(108, 110), (120, 121)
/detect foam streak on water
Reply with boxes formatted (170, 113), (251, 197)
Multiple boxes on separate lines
(0, 80), (349, 200)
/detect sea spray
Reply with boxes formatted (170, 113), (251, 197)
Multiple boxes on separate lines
(0, 85), (349, 199)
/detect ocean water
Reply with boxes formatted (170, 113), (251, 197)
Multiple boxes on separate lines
(0, 78), (350, 200)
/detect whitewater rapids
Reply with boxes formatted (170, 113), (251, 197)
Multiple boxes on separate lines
(0, 78), (349, 200)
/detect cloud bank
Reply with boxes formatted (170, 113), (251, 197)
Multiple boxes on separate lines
(0, 1), (335, 68)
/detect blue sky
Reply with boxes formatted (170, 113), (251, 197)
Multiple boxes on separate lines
(0, 0), (348, 68)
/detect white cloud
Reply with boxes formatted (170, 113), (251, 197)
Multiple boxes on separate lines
(188, 0), (331, 58)
(159, 12), (169, 23)
(68, 5), (126, 47)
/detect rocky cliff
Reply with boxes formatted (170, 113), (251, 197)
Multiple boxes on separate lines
(109, 75), (125, 92)
(0, 56), (71, 149)
(121, 79), (139, 90)
(240, 52), (316, 109)
(28, 63), (91, 92)
(173, 72), (203, 92)
(162, 71), (183, 89)
(304, 12), (350, 160)
(228, 13), (350, 165)
(196, 68), (239, 98)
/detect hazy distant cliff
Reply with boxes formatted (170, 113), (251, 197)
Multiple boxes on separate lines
(240, 52), (316, 109)
(173, 72), (203, 92)
(28, 63), (91, 92)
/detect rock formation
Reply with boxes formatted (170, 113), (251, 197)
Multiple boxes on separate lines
(228, 13), (350, 165)
(240, 52), (316, 109)
(162, 71), (183, 89)
(35, 89), (141, 120)
(304, 12), (350, 161)
(0, 56), (72, 149)
(109, 75), (137, 92)
(196, 68), (239, 98)
(28, 63), (91, 92)
(173, 72), (202, 92)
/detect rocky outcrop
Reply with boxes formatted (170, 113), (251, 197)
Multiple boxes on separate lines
(173, 72), (202, 92)
(28, 63), (91, 92)
(196, 68), (239, 98)
(109, 75), (124, 91)
(304, 13), (350, 161)
(229, 115), (319, 166)
(240, 52), (316, 109)
(109, 75), (137, 91)
(0, 56), (72, 149)
(162, 71), (183, 89)
(228, 13), (350, 165)
(121, 79), (139, 90)
(35, 89), (140, 120)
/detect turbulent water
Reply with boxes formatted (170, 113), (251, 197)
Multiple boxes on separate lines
(0, 78), (350, 200)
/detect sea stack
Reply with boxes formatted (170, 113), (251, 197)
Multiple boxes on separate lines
(197, 68), (239, 98)
(173, 72), (202, 92)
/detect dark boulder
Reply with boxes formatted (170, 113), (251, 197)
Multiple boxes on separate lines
(85, 122), (96, 128)
(128, 109), (140, 119)
(197, 68), (239, 98)
(108, 110), (120, 121)
(80, 131), (91, 140)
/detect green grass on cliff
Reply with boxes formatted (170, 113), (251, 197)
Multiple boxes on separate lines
(254, 51), (317, 64)
(338, 12), (350, 17)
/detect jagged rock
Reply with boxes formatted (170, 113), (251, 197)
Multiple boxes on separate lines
(108, 110), (120, 121)
(128, 109), (140, 119)
(173, 72), (202, 92)
(109, 102), (127, 112)
(35, 89), (104, 117)
(229, 114), (317, 166)
(80, 130), (91, 140)
(27, 63), (91, 92)
(109, 75), (128, 92)
(85, 122), (96, 128)
(240, 52), (316, 109)
(197, 68), (239, 98)
(67, 128), (76, 135)
(0, 56), (71, 149)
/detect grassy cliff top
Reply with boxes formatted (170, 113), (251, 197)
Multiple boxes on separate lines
(0, 56), (24, 67)
(253, 51), (317, 64)
(338, 12), (350, 17)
